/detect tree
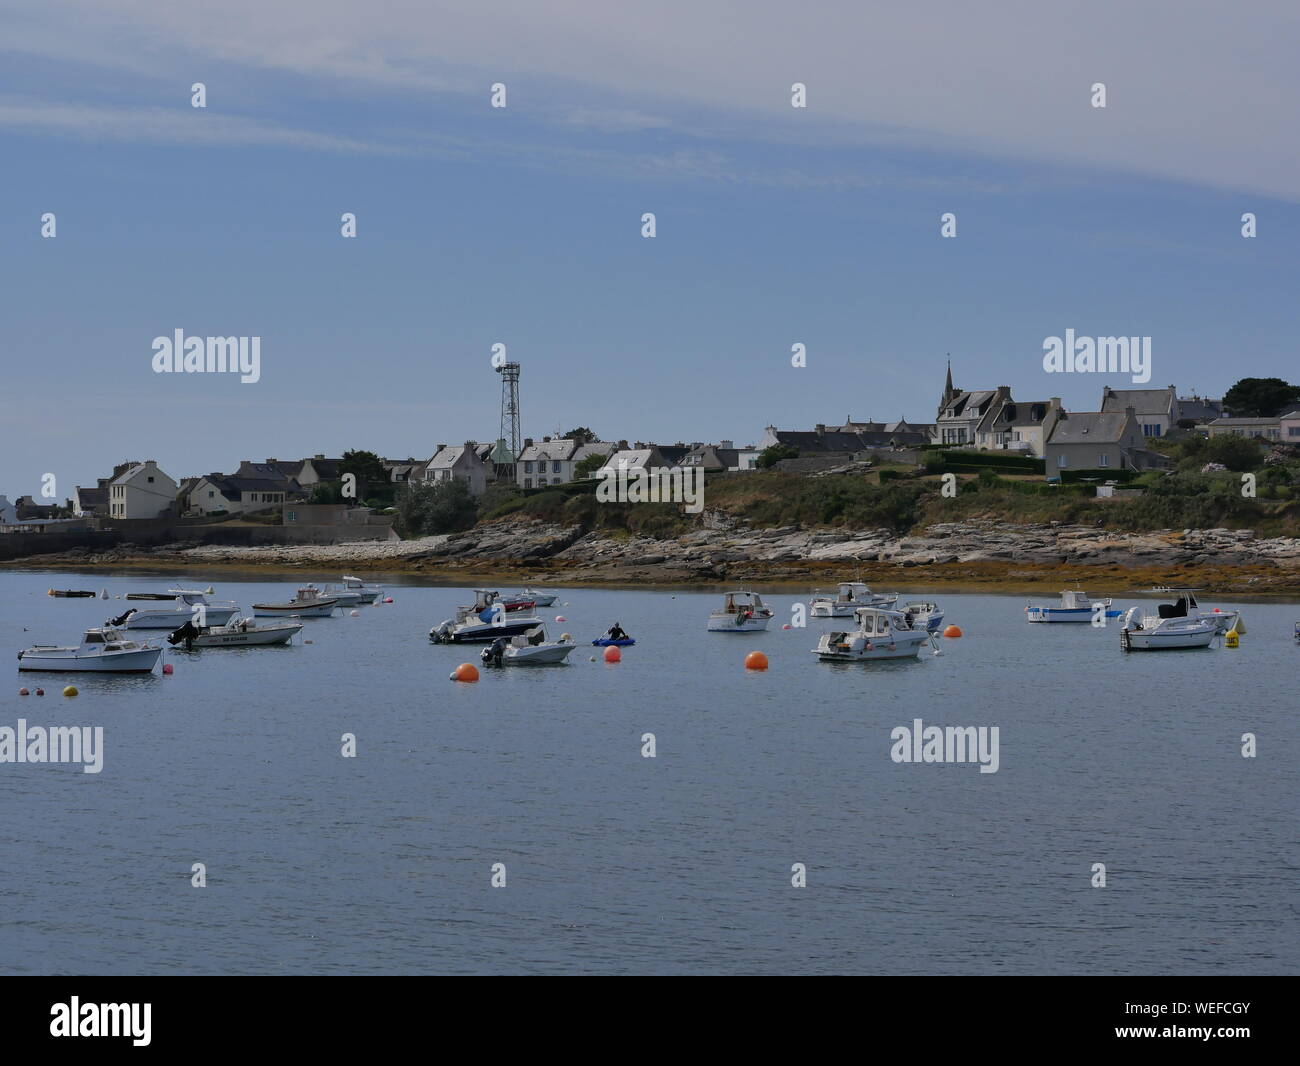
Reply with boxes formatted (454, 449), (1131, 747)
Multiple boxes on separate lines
(756, 444), (799, 469)
(340, 449), (391, 501)
(564, 427), (597, 444)
(1222, 378), (1300, 418)
(395, 480), (477, 537)
(1204, 433), (1266, 472)
(574, 453), (607, 479)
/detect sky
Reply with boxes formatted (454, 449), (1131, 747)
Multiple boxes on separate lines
(1, 0), (1298, 498)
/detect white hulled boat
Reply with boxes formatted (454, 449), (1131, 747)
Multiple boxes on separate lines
(167, 617), (303, 647)
(707, 591), (774, 632)
(813, 607), (932, 662)
(430, 590), (544, 643)
(340, 576), (382, 603)
(809, 581), (897, 618)
(479, 626), (575, 665)
(252, 586), (340, 618)
(507, 588), (557, 608)
(1147, 587), (1241, 635)
(1026, 588), (1122, 623)
(901, 601), (946, 633)
(112, 589), (239, 629)
(18, 627), (162, 673)
(1119, 599), (1216, 651)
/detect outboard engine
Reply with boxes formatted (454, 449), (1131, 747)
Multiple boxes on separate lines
(108, 608), (136, 627)
(429, 621), (452, 644)
(481, 637), (507, 666)
(1121, 606), (1142, 631)
(167, 620), (200, 647)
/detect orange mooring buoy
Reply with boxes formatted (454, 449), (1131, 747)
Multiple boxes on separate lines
(943, 624), (963, 638)
(451, 663), (480, 682)
(603, 646), (621, 663)
(745, 651), (769, 671)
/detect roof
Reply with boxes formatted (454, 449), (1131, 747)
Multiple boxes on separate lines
(74, 486), (108, 506)
(1101, 387), (1174, 415)
(1207, 416), (1279, 426)
(429, 445), (483, 469)
(302, 458), (342, 479)
(600, 448), (662, 470)
(981, 399), (1054, 431)
(200, 474), (288, 496)
(517, 439), (579, 463)
(1048, 411), (1132, 444)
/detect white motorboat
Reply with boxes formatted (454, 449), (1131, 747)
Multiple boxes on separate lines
(480, 626), (575, 665)
(1026, 588), (1122, 623)
(812, 607), (933, 662)
(901, 601), (946, 633)
(1147, 588), (1242, 635)
(707, 590), (774, 632)
(340, 575), (382, 604)
(167, 617), (303, 648)
(111, 589), (240, 629)
(809, 581), (897, 618)
(431, 590), (545, 643)
(253, 586), (340, 618)
(1119, 601), (1216, 651)
(318, 585), (364, 608)
(507, 588), (557, 608)
(18, 627), (162, 673)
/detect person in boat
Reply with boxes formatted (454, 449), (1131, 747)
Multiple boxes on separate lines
(605, 623), (630, 642)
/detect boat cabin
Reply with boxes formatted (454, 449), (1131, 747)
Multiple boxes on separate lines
(1058, 589), (1098, 609)
(82, 627), (145, 650)
(721, 591), (766, 611)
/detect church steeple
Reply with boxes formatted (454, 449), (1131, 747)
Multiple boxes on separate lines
(944, 357), (954, 401)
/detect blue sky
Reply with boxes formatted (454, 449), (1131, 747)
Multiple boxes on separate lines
(1, 1), (1297, 498)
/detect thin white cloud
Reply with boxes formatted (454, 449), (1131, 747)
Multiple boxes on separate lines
(4, 0), (1299, 199)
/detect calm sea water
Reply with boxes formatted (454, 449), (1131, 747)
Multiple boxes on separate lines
(0, 569), (1294, 976)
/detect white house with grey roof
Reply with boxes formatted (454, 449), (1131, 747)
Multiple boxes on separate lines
(425, 442), (488, 495)
(107, 460), (177, 519)
(933, 364), (1003, 446)
(1100, 386), (1224, 437)
(517, 437), (616, 488)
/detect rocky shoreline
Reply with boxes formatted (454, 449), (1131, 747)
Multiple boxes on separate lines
(6, 517), (1299, 596)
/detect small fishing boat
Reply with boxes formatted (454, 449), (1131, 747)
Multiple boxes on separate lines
(809, 581), (897, 618)
(592, 638), (636, 647)
(1026, 588), (1122, 623)
(1147, 588), (1241, 635)
(340, 575), (382, 604)
(252, 586), (340, 618)
(167, 617), (303, 648)
(480, 627), (575, 666)
(318, 585), (365, 608)
(509, 588), (558, 608)
(1119, 600), (1216, 651)
(812, 607), (932, 662)
(18, 627), (162, 673)
(430, 590), (545, 643)
(111, 589), (240, 629)
(708, 590), (774, 632)
(48, 589), (96, 598)
(901, 601), (946, 633)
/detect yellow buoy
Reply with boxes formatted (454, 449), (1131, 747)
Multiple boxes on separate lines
(63, 685), (78, 697)
(1224, 629), (1239, 648)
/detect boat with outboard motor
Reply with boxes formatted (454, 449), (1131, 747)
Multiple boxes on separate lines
(18, 627), (163, 672)
(110, 589), (240, 629)
(339, 576), (382, 604)
(430, 590), (544, 643)
(1145, 587), (1241, 635)
(1119, 595), (1216, 651)
(809, 581), (897, 618)
(252, 586), (340, 618)
(708, 590), (774, 632)
(901, 601), (946, 633)
(167, 616), (303, 648)
(480, 626), (575, 666)
(1026, 588), (1123, 623)
(812, 607), (933, 662)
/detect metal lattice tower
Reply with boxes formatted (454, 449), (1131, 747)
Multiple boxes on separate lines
(496, 361), (521, 463)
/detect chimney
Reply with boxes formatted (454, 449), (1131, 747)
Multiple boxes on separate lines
(1049, 397), (1061, 408)
(1124, 405), (1136, 417)
(523, 437), (533, 448)
(996, 385), (1012, 399)
(436, 443), (446, 451)
(542, 435), (551, 443)
(815, 423), (826, 434)
(618, 440), (629, 450)
(313, 453), (324, 460)
(720, 440), (734, 449)
(240, 459), (250, 466)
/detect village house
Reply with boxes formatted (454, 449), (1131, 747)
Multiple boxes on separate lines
(1043, 407), (1166, 474)
(681, 441), (761, 472)
(185, 473), (291, 515)
(1279, 406), (1300, 444)
(597, 445), (669, 477)
(106, 460), (177, 519)
(932, 365), (1003, 446)
(1100, 385), (1224, 437)
(760, 423), (928, 456)
(974, 393), (1062, 457)
(425, 442), (489, 495)
(516, 438), (617, 489)
(1205, 416), (1282, 441)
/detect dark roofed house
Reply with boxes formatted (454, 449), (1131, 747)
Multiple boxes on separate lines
(187, 473), (291, 515)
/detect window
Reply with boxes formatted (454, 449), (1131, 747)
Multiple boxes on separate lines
(1098, 454), (1110, 467)
(1057, 455), (1068, 468)
(287, 511), (297, 522)
(1289, 427), (1300, 438)
(552, 461), (561, 473)
(147, 476), (154, 483)
(524, 462), (534, 473)
(524, 478), (532, 489)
